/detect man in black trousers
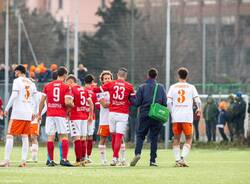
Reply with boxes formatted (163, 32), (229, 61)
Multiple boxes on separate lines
(130, 68), (167, 166)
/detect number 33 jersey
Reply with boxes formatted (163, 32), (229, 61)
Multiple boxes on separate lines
(167, 82), (199, 123)
(11, 76), (37, 121)
(100, 79), (135, 114)
(42, 80), (72, 118)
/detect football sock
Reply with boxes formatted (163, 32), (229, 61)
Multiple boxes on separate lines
(87, 139), (93, 157)
(113, 133), (123, 158)
(173, 145), (181, 161)
(181, 143), (191, 159)
(98, 144), (106, 161)
(21, 136), (29, 162)
(81, 140), (87, 159)
(4, 135), (13, 161)
(120, 143), (126, 161)
(111, 134), (116, 152)
(47, 141), (54, 161)
(74, 140), (82, 162)
(61, 139), (69, 160)
(31, 143), (39, 161)
(58, 141), (63, 161)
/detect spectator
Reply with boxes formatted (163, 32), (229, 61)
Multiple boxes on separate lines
(193, 103), (200, 141)
(0, 97), (3, 120)
(0, 64), (5, 81)
(77, 64), (88, 85)
(203, 96), (218, 142)
(233, 92), (246, 140)
(217, 101), (229, 142)
(226, 95), (236, 142)
(248, 102), (250, 114)
(29, 65), (36, 79)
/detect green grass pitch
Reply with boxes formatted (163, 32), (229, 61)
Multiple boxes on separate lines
(0, 146), (249, 184)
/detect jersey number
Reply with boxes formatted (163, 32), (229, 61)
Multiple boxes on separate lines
(113, 86), (125, 100)
(53, 87), (60, 102)
(177, 89), (185, 103)
(80, 92), (86, 106)
(24, 86), (30, 101)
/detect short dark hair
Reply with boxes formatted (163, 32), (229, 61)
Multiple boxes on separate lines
(148, 68), (158, 79)
(52, 71), (58, 80)
(14, 65), (26, 74)
(57, 67), (68, 77)
(118, 67), (128, 73)
(84, 74), (95, 84)
(66, 74), (77, 83)
(117, 67), (128, 78)
(178, 67), (189, 80)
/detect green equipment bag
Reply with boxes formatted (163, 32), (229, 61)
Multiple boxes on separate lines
(148, 83), (170, 123)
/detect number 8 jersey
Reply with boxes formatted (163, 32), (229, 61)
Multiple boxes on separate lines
(167, 82), (199, 123)
(42, 80), (72, 118)
(100, 79), (135, 114)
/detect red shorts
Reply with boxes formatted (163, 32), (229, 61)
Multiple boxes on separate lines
(98, 125), (110, 137)
(8, 119), (31, 136)
(172, 123), (193, 136)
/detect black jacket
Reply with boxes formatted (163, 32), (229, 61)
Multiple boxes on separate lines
(130, 79), (167, 118)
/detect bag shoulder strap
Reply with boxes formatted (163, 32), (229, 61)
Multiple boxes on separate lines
(152, 83), (158, 104)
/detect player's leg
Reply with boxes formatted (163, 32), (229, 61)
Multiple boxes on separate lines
(30, 135), (39, 162)
(172, 123), (182, 167)
(111, 114), (128, 166)
(0, 119), (14, 167)
(109, 113), (116, 156)
(70, 120), (83, 166)
(120, 138), (126, 164)
(20, 134), (29, 167)
(57, 117), (72, 167)
(45, 117), (57, 166)
(98, 125), (109, 165)
(180, 123), (193, 167)
(81, 120), (88, 163)
(30, 121), (39, 162)
(86, 120), (95, 163)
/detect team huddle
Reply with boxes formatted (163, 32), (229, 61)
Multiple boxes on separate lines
(0, 65), (201, 168)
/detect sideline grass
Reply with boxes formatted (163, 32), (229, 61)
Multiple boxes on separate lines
(0, 146), (249, 184)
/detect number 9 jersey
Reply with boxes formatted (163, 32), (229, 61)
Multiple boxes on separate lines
(167, 82), (199, 123)
(42, 80), (72, 118)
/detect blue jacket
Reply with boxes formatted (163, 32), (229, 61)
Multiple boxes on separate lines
(218, 110), (228, 126)
(130, 79), (167, 118)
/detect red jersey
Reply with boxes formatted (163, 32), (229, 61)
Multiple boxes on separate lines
(84, 85), (97, 120)
(42, 80), (72, 117)
(0, 97), (3, 111)
(99, 79), (135, 114)
(70, 85), (90, 121)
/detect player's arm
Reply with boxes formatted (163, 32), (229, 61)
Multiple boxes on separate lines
(38, 95), (46, 121)
(130, 86), (142, 107)
(87, 97), (94, 124)
(65, 96), (74, 108)
(4, 80), (19, 116)
(4, 91), (18, 116)
(99, 98), (109, 108)
(65, 87), (74, 108)
(166, 86), (173, 112)
(193, 86), (202, 115)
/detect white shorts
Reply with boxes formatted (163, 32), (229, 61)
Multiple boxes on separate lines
(70, 120), (87, 137)
(87, 120), (95, 136)
(45, 117), (70, 136)
(109, 112), (128, 135)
